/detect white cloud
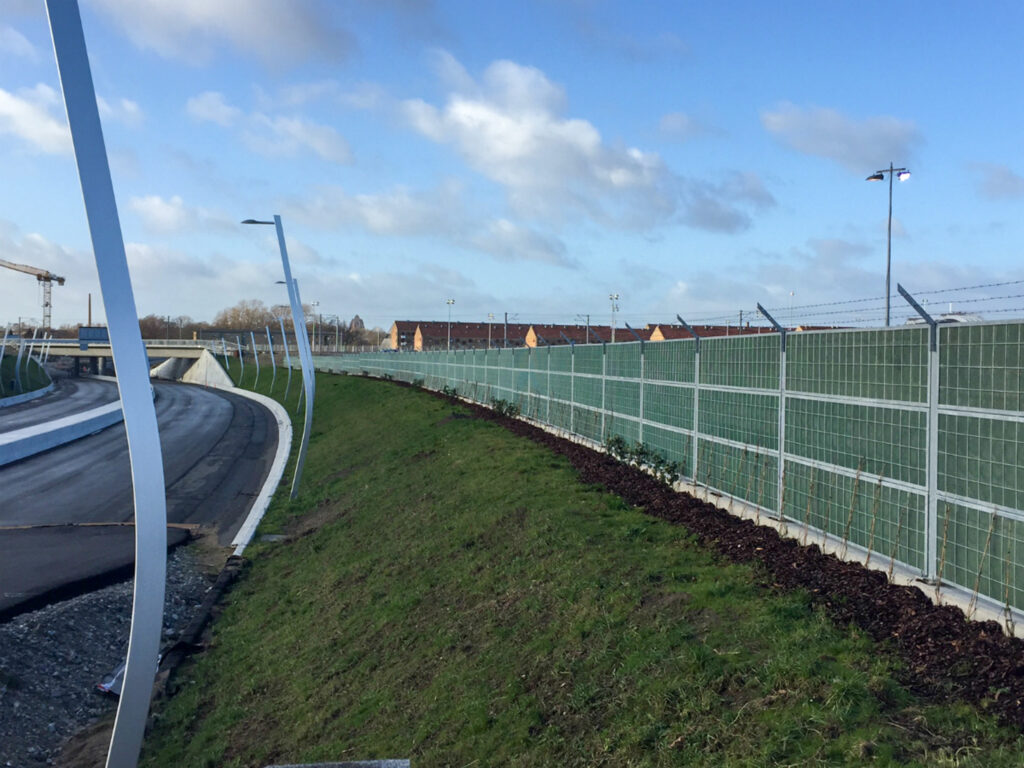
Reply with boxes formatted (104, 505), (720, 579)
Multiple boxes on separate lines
(658, 112), (716, 141)
(761, 102), (921, 172)
(287, 182), (576, 267)
(0, 84), (71, 154)
(244, 113), (351, 164)
(972, 163), (1024, 200)
(0, 24), (36, 59)
(402, 54), (771, 233)
(128, 194), (232, 235)
(466, 219), (574, 267)
(98, 96), (144, 127)
(289, 182), (462, 237)
(186, 91), (351, 164)
(186, 91), (241, 127)
(88, 0), (353, 66)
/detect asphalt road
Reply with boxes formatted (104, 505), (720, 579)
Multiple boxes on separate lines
(0, 380), (277, 618)
(0, 376), (119, 434)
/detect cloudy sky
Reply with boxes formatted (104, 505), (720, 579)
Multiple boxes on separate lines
(1, 1), (1022, 331)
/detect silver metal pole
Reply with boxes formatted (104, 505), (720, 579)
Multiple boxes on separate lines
(289, 275), (315, 498)
(250, 330), (260, 390)
(47, 4), (167, 766)
(886, 162), (894, 327)
(14, 336), (26, 393)
(236, 335), (244, 385)
(279, 316), (293, 402)
(266, 325), (277, 391)
(0, 327), (8, 396)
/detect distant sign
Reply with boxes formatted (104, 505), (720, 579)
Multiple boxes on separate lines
(79, 325), (109, 350)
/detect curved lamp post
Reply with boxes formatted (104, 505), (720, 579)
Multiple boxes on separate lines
(243, 216), (314, 498)
(47, 3), (167, 766)
(866, 163), (911, 326)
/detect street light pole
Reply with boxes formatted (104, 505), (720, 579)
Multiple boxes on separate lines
(609, 294), (620, 343)
(242, 216), (314, 499)
(446, 298), (455, 351)
(487, 312), (494, 349)
(866, 162), (911, 327)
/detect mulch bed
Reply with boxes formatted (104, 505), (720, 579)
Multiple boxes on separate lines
(417, 385), (1024, 730)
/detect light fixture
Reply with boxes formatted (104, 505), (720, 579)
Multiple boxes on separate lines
(865, 163), (911, 327)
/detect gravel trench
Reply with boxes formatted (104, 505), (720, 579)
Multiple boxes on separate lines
(0, 548), (212, 767)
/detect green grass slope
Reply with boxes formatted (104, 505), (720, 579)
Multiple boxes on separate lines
(1, 353), (49, 398)
(142, 372), (1023, 767)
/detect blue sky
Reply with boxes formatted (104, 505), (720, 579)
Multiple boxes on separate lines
(1, 0), (1023, 333)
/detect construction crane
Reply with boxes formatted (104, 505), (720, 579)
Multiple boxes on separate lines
(0, 258), (66, 331)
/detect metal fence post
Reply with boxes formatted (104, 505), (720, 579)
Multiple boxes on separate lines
(899, 284), (939, 581)
(677, 315), (702, 481)
(601, 341), (607, 441)
(757, 303), (787, 517)
(639, 340), (645, 445)
(570, 343), (575, 434)
(546, 345), (551, 424)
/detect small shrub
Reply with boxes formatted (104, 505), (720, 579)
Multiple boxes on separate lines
(603, 437), (679, 487)
(490, 397), (521, 418)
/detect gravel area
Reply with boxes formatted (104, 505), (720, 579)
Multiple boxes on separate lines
(0, 547), (214, 767)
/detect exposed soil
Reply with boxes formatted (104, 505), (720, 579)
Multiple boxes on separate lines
(416, 385), (1024, 731)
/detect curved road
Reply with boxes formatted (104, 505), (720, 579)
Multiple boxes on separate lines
(0, 377), (119, 433)
(0, 380), (277, 618)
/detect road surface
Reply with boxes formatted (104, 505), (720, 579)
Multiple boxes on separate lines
(0, 380), (277, 618)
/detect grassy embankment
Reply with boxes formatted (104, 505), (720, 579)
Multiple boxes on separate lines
(142, 365), (1024, 767)
(0, 352), (49, 398)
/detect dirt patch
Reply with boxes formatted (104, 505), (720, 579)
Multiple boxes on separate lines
(55, 715), (114, 768)
(285, 500), (348, 540)
(420, 387), (1024, 731)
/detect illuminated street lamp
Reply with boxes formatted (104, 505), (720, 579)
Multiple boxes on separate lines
(866, 163), (911, 326)
(446, 298), (455, 351)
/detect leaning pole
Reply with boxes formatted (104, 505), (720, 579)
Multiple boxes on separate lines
(47, 3), (167, 767)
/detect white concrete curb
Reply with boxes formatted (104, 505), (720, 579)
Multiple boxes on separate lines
(229, 387), (293, 555)
(0, 400), (123, 466)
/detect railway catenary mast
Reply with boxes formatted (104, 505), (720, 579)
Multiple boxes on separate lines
(0, 258), (66, 330)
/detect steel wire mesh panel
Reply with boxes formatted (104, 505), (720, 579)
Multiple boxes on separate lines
(699, 389), (778, 450)
(941, 323), (1024, 410)
(698, 439), (777, 511)
(938, 502), (1024, 612)
(606, 378), (640, 418)
(607, 412), (640, 445)
(701, 335), (780, 389)
(643, 425), (691, 474)
(574, 405), (603, 443)
(783, 460), (926, 571)
(786, 397), (926, 485)
(645, 339), (694, 383)
(573, 343), (604, 375)
(788, 327), (928, 402)
(607, 341), (641, 378)
(938, 414), (1024, 510)
(642, 382), (693, 430)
